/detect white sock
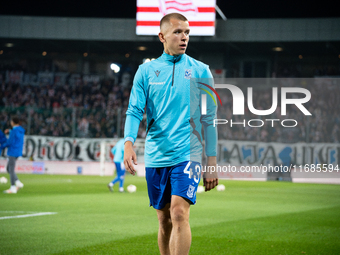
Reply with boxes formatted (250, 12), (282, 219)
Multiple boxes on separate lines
(108, 183), (113, 187)
(10, 185), (17, 191)
(119, 187), (124, 192)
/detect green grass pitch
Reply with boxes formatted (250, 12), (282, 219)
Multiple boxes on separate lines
(0, 174), (340, 255)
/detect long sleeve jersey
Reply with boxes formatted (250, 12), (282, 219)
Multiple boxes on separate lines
(124, 52), (217, 167)
(111, 139), (125, 163)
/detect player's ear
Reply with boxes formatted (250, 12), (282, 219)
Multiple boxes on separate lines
(158, 32), (165, 43)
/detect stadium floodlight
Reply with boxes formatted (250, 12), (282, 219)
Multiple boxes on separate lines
(143, 58), (156, 63)
(272, 47), (283, 52)
(110, 63), (121, 73)
(137, 46), (147, 51)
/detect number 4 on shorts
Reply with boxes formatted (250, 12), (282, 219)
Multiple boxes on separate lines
(183, 161), (200, 183)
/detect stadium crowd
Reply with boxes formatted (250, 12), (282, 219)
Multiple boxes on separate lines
(0, 82), (139, 138)
(0, 62), (339, 143)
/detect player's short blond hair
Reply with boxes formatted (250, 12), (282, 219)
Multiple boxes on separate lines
(160, 13), (188, 30)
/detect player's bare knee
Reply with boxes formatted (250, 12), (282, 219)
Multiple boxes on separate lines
(170, 205), (188, 223)
(157, 208), (172, 229)
(158, 214), (171, 226)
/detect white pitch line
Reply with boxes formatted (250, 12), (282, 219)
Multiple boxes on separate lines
(0, 212), (57, 220)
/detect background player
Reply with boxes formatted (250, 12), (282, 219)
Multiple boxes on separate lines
(124, 13), (218, 255)
(0, 130), (6, 154)
(108, 138), (126, 192)
(1, 116), (25, 194)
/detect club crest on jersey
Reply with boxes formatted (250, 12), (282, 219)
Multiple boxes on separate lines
(184, 69), (192, 79)
(186, 184), (195, 198)
(155, 70), (161, 77)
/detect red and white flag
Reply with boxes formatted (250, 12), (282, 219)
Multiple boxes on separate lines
(159, 0), (198, 15)
(136, 0), (216, 36)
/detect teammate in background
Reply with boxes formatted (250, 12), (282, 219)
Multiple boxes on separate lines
(108, 139), (125, 193)
(0, 130), (6, 154)
(0, 116), (25, 194)
(124, 13), (218, 255)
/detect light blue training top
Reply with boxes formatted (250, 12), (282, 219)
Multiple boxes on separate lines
(111, 139), (125, 163)
(124, 52), (217, 168)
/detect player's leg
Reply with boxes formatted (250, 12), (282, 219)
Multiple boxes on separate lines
(111, 176), (120, 185)
(156, 203), (172, 255)
(169, 161), (201, 255)
(4, 156), (19, 193)
(169, 195), (191, 255)
(118, 162), (126, 192)
(7, 156), (19, 184)
(145, 166), (172, 255)
(112, 162), (121, 185)
(108, 162), (121, 191)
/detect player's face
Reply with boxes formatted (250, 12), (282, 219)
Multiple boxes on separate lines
(160, 18), (190, 56)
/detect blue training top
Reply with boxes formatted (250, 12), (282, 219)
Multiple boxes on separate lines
(0, 126), (25, 157)
(124, 52), (217, 168)
(111, 139), (125, 163)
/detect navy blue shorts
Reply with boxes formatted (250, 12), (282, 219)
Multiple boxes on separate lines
(145, 161), (201, 210)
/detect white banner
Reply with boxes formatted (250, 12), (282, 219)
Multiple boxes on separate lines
(217, 140), (339, 166)
(1, 136), (337, 167)
(136, 0), (216, 36)
(0, 136), (145, 163)
(0, 136), (338, 181)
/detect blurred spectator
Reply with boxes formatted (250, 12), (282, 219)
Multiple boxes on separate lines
(77, 117), (89, 138)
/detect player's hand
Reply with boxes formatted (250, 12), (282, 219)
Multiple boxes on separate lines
(124, 141), (138, 176)
(203, 156), (219, 192)
(4, 129), (10, 134)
